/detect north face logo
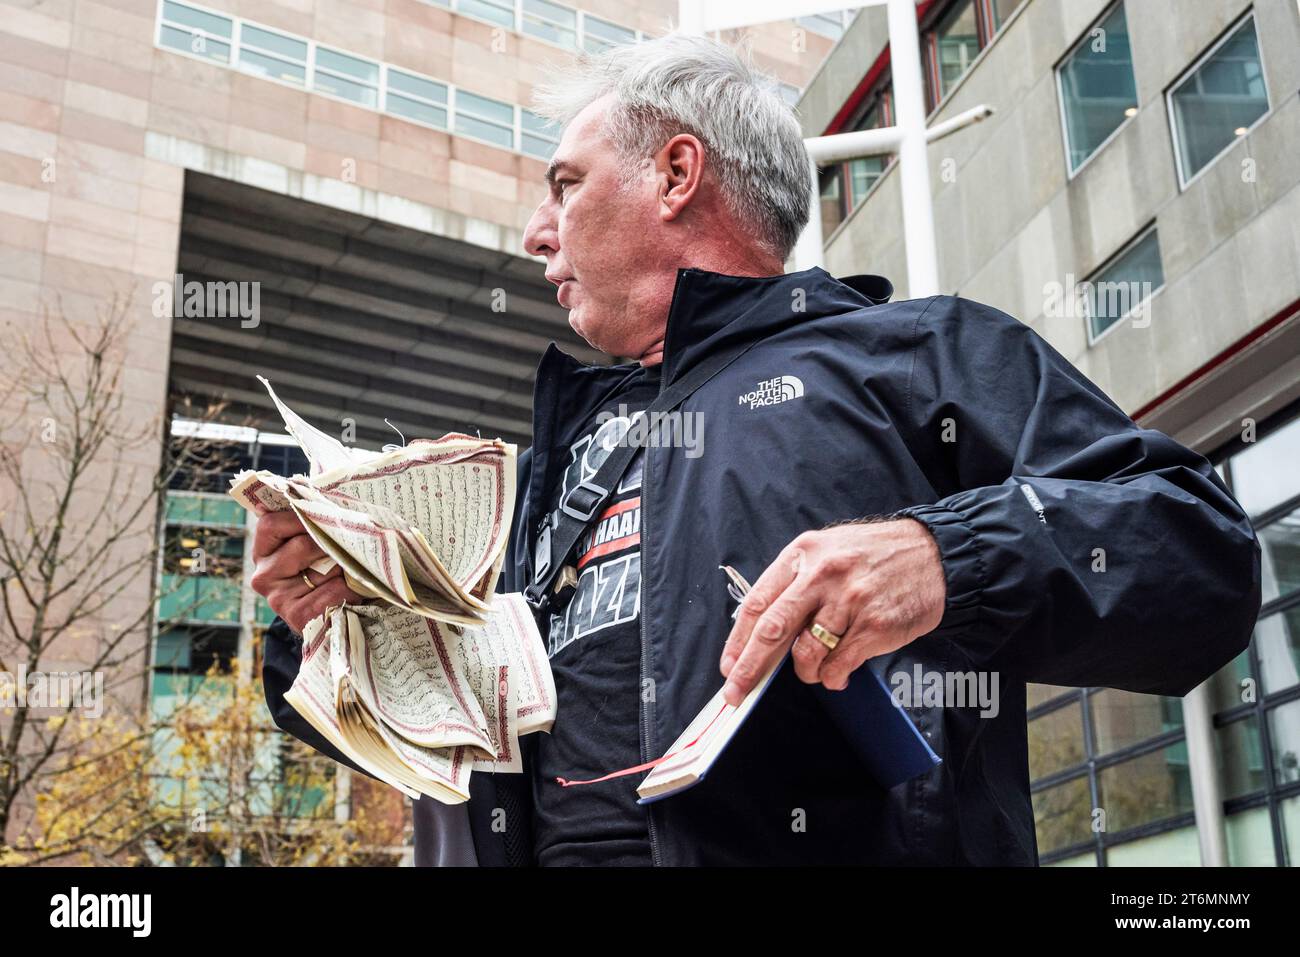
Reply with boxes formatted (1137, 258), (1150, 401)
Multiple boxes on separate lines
(738, 375), (804, 409)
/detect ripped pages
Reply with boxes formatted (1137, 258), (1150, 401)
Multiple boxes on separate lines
(228, 379), (555, 802)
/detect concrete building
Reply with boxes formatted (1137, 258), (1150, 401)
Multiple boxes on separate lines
(0, 0), (843, 856)
(799, 0), (1299, 864)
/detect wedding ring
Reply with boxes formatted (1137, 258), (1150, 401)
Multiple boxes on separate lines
(301, 573), (316, 591)
(809, 621), (842, 651)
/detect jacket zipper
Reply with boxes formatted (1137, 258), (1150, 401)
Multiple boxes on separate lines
(640, 440), (664, 867)
(638, 272), (694, 869)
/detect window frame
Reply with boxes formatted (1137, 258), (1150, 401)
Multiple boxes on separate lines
(520, 0), (579, 50)
(579, 11), (637, 54)
(843, 88), (895, 210)
(159, 0), (618, 161)
(235, 22), (309, 88)
(416, 0), (643, 56)
(921, 0), (1026, 113)
(817, 80), (895, 244)
(1030, 686), (1196, 865)
(1082, 221), (1165, 346)
(383, 65), (451, 131)
(1208, 402), (1300, 866)
(157, 0), (234, 65)
(311, 45), (382, 110)
(923, 0), (982, 112)
(520, 108), (560, 159)
(1164, 8), (1272, 192)
(452, 87), (517, 150)
(1053, 0), (1140, 181)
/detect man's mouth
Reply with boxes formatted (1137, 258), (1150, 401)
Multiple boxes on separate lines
(556, 279), (574, 308)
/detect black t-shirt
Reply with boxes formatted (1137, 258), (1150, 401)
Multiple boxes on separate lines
(531, 364), (661, 866)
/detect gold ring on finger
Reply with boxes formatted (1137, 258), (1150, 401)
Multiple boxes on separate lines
(809, 621), (842, 651)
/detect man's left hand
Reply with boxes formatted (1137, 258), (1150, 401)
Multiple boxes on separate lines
(719, 519), (947, 706)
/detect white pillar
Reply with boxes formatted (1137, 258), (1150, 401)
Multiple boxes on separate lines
(792, 153), (825, 270)
(886, 0), (940, 298)
(1184, 681), (1229, 866)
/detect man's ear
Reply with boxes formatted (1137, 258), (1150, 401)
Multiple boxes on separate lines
(656, 133), (705, 223)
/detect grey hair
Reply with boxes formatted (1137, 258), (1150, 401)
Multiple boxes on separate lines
(531, 33), (812, 260)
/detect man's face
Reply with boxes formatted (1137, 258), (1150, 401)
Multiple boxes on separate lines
(523, 95), (671, 360)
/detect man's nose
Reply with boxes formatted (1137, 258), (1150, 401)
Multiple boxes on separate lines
(523, 197), (558, 258)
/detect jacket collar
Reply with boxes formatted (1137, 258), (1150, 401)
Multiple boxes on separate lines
(524, 266), (892, 537)
(658, 266), (889, 386)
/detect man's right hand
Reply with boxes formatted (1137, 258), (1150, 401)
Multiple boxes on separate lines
(250, 511), (366, 635)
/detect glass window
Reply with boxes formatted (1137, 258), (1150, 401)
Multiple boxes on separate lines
(929, 0), (980, 105)
(1105, 825), (1201, 866)
(386, 69), (449, 129)
(162, 1), (232, 40)
(455, 90), (515, 149)
(1097, 742), (1193, 832)
(1226, 806), (1277, 865)
(520, 109), (559, 159)
(1207, 649), (1254, 713)
(847, 156), (888, 204)
(459, 0), (515, 29)
(1168, 15), (1268, 186)
(818, 166), (846, 241)
(1028, 683), (1078, 709)
(1089, 689), (1183, 755)
(154, 628), (192, 671)
(164, 492), (245, 527)
(522, 0), (577, 49)
(153, 625), (238, 676)
(1259, 507), (1300, 604)
(1084, 226), (1164, 340)
(1057, 3), (1138, 174)
(1256, 607), (1300, 696)
(238, 25), (308, 86)
(582, 14), (636, 54)
(1215, 714), (1266, 798)
(1228, 416), (1300, 518)
(314, 47), (380, 108)
(988, 0), (1024, 31)
(242, 25), (306, 63)
(1032, 775), (1094, 855)
(1282, 794), (1300, 866)
(159, 1), (232, 65)
(1267, 699), (1300, 788)
(1046, 851), (1097, 866)
(1028, 699), (1086, 779)
(844, 94), (891, 208)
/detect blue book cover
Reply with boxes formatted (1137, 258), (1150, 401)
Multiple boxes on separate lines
(636, 567), (940, 804)
(637, 652), (940, 804)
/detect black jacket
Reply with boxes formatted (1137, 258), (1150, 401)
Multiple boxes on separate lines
(263, 266), (1261, 865)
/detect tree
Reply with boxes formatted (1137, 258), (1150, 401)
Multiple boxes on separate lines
(1, 296), (408, 865)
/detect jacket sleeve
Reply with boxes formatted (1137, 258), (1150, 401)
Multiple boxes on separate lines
(894, 296), (1261, 696)
(261, 615), (377, 779)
